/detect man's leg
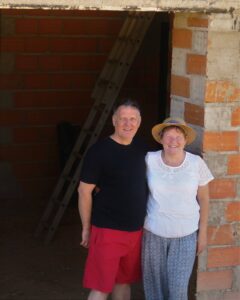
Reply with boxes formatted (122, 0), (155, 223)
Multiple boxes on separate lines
(88, 289), (109, 300)
(112, 284), (131, 300)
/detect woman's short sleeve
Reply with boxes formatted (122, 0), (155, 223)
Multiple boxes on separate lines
(198, 156), (214, 186)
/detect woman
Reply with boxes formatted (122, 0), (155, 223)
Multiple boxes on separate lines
(142, 117), (214, 300)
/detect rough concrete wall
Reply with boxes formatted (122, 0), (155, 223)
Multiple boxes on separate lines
(197, 12), (240, 300)
(0, 0), (240, 12)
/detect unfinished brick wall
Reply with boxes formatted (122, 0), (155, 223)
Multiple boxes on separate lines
(171, 12), (240, 299)
(0, 9), (125, 213)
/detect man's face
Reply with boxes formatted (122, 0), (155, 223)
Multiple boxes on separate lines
(112, 105), (141, 144)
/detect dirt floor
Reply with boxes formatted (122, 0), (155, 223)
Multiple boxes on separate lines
(1, 203), (197, 300)
(1, 207), (145, 300)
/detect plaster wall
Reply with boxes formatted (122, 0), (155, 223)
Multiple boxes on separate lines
(0, 0), (240, 12)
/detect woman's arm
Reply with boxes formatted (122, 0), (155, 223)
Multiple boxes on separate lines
(197, 184), (210, 255)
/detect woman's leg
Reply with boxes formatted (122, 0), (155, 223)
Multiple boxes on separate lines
(167, 232), (197, 300)
(142, 230), (168, 300)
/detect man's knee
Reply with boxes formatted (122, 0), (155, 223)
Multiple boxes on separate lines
(88, 289), (109, 300)
(112, 284), (131, 300)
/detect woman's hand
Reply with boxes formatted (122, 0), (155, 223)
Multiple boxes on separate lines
(197, 230), (207, 255)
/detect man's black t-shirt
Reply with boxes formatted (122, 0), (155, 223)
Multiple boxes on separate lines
(80, 137), (148, 231)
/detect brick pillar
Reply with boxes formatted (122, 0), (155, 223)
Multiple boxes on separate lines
(171, 12), (240, 299)
(199, 12), (240, 300)
(171, 13), (207, 154)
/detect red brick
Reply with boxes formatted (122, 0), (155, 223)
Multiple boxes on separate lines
(207, 246), (240, 268)
(187, 16), (208, 27)
(203, 131), (238, 151)
(62, 55), (106, 71)
(49, 38), (97, 53)
(14, 91), (92, 108)
(205, 81), (240, 103)
(0, 9), (24, 15)
(197, 270), (232, 291)
(23, 109), (88, 126)
(228, 154), (240, 175)
(0, 144), (57, 162)
(15, 18), (38, 34)
(24, 38), (49, 52)
(232, 107), (240, 126)
(38, 55), (62, 71)
(187, 54), (206, 75)
(18, 177), (57, 200)
(15, 55), (38, 71)
(226, 202), (240, 222)
(24, 74), (51, 89)
(62, 19), (123, 35)
(0, 108), (88, 126)
(0, 110), (24, 126)
(13, 161), (59, 178)
(98, 38), (117, 53)
(38, 19), (62, 34)
(184, 102), (204, 126)
(0, 9), (124, 18)
(51, 74), (96, 89)
(13, 127), (57, 143)
(0, 74), (23, 89)
(171, 75), (190, 98)
(1, 37), (25, 52)
(172, 28), (192, 48)
(208, 224), (234, 245)
(209, 178), (236, 199)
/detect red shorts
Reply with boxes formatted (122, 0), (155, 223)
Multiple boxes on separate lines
(83, 226), (143, 293)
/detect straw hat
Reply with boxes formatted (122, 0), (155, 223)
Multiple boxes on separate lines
(151, 117), (197, 145)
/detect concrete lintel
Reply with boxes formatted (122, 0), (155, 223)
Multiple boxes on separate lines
(0, 1), (240, 13)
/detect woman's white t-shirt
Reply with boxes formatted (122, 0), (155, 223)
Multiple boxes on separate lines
(144, 150), (214, 238)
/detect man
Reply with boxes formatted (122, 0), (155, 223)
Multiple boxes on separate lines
(78, 99), (148, 300)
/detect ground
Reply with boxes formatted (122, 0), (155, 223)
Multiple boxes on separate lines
(1, 207), (145, 300)
(1, 204), (196, 300)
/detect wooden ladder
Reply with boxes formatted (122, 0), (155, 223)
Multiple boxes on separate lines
(34, 11), (155, 244)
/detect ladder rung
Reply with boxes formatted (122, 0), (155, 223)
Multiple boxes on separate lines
(62, 175), (73, 182)
(72, 151), (83, 159)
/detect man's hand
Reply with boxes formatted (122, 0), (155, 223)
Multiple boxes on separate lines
(81, 227), (91, 248)
(78, 181), (96, 248)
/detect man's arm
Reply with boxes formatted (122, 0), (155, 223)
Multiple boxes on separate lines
(78, 181), (96, 248)
(196, 184), (210, 255)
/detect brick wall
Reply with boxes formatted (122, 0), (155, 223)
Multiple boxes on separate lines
(0, 9), (125, 215)
(171, 12), (240, 299)
(200, 13), (240, 300)
(0, 9), (163, 217)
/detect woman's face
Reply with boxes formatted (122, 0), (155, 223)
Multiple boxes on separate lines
(160, 127), (187, 155)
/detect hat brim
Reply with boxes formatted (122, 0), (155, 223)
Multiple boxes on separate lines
(152, 123), (196, 145)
